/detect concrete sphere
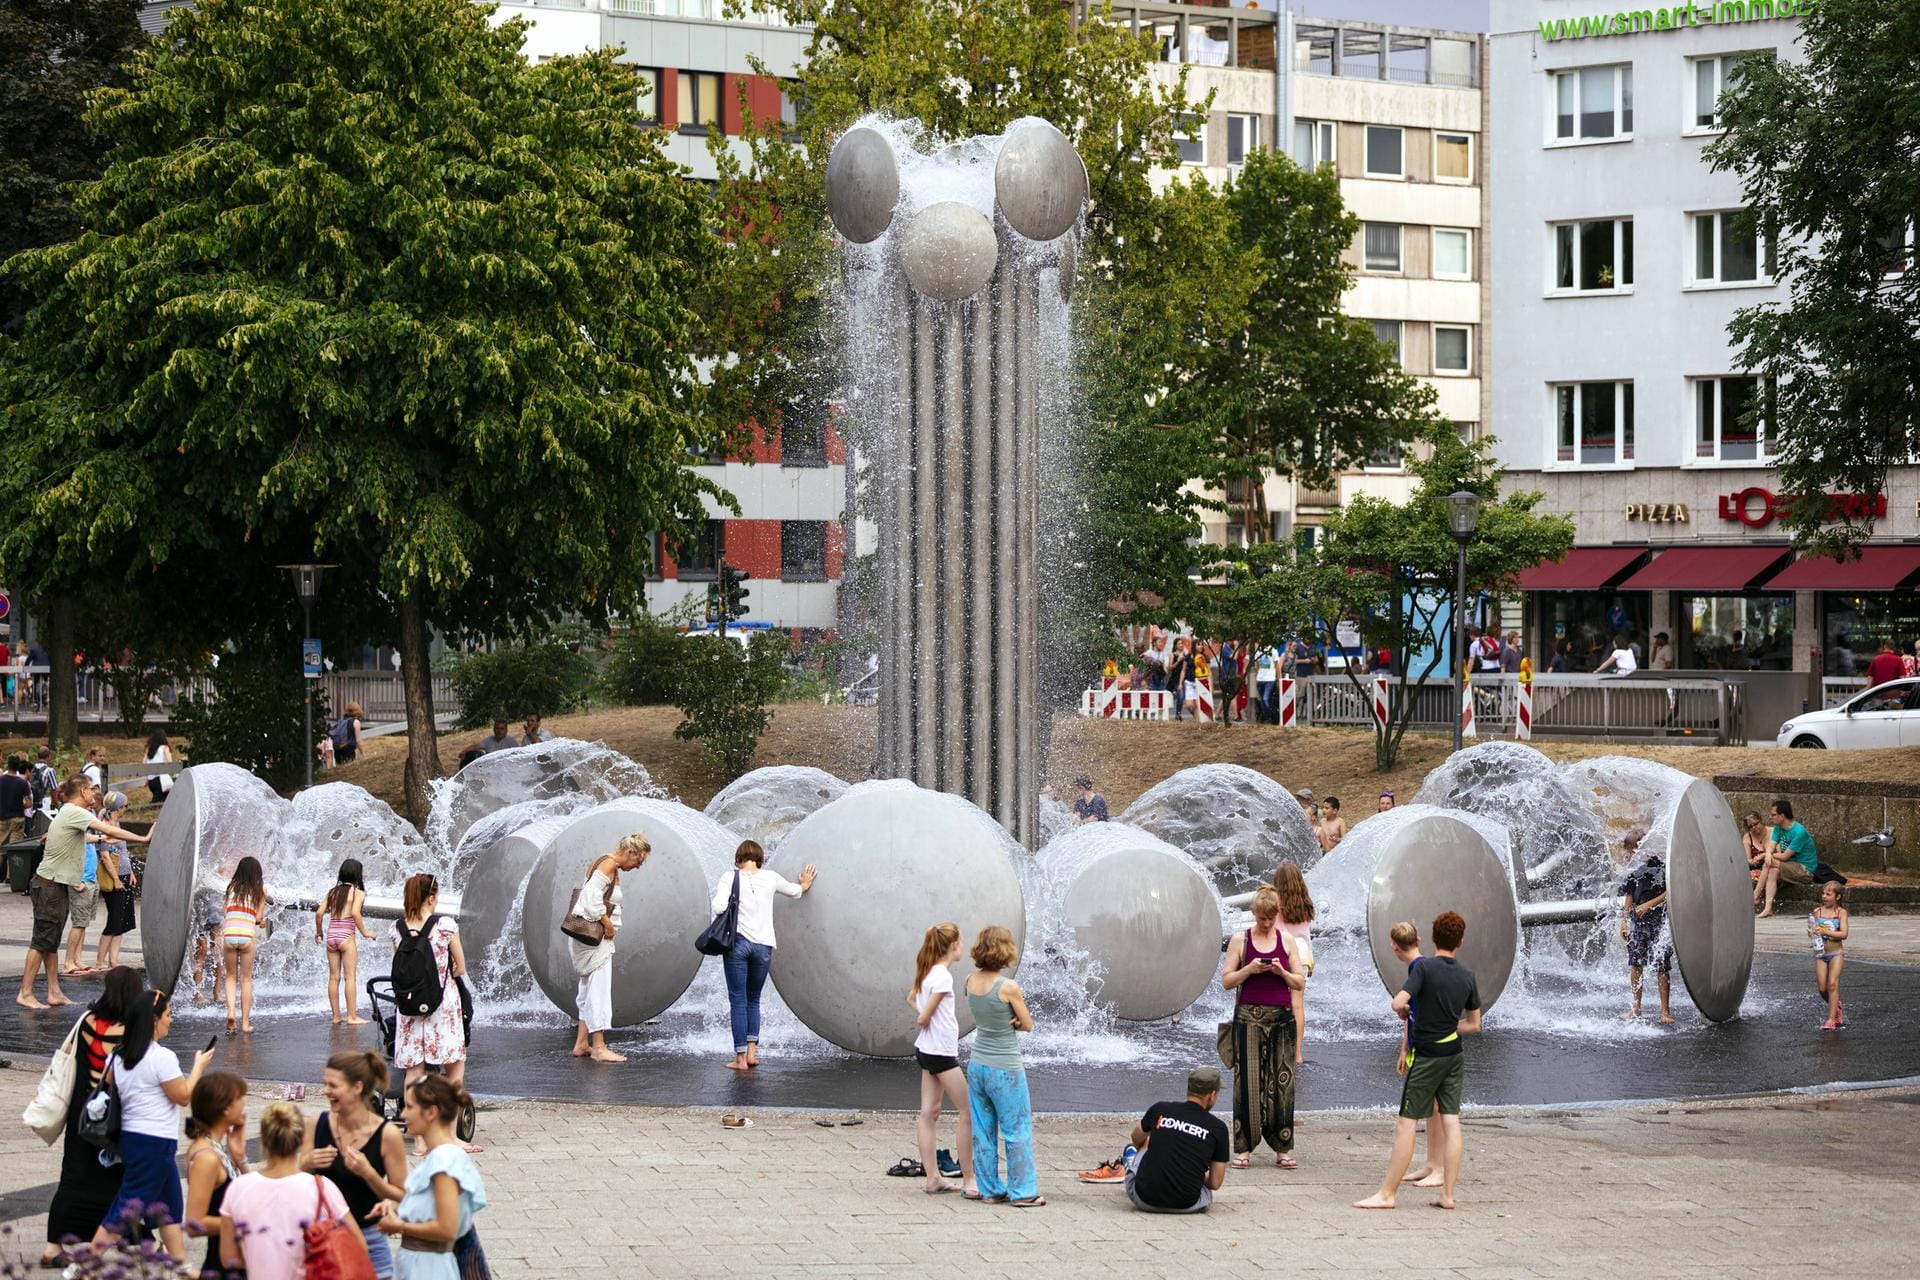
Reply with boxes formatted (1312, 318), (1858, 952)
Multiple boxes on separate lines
(290, 782), (425, 895)
(1361, 810), (1521, 1013)
(451, 813), (573, 988)
(703, 766), (849, 852)
(768, 780), (1027, 1057)
(1120, 763), (1323, 896)
(825, 126), (900, 244)
(994, 119), (1088, 242)
(1663, 778), (1754, 1022)
(1416, 741), (1611, 900)
(522, 798), (737, 1026)
(437, 738), (657, 853)
(899, 202), (999, 301)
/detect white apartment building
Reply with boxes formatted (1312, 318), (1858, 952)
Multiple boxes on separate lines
(1490, 0), (1919, 676)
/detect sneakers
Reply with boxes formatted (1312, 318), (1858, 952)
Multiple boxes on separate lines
(1077, 1159), (1127, 1184)
(935, 1148), (962, 1178)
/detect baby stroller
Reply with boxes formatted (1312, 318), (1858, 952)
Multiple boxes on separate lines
(366, 975), (478, 1143)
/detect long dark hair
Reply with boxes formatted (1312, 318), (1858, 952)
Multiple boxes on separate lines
(119, 989), (171, 1070)
(325, 859), (366, 918)
(226, 856), (265, 910)
(146, 730), (170, 756)
(91, 967), (146, 1027)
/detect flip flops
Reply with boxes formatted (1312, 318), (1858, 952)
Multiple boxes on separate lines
(722, 1113), (754, 1129)
(886, 1158), (925, 1178)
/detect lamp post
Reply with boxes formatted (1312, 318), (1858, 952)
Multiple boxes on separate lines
(1446, 491), (1481, 753)
(280, 564), (333, 789)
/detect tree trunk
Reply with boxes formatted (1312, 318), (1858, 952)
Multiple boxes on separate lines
(396, 592), (443, 826)
(46, 595), (77, 752)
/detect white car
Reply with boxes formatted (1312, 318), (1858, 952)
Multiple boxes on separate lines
(1776, 678), (1920, 749)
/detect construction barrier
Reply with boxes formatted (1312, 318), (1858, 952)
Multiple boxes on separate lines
(1080, 681), (1174, 720)
(1460, 675), (1477, 739)
(1516, 675), (1534, 740)
(1372, 675), (1389, 732)
(1277, 677), (1297, 727)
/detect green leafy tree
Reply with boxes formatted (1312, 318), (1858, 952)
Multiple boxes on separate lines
(671, 631), (791, 779)
(1705, 0), (1920, 553)
(601, 606), (698, 707)
(447, 641), (596, 730)
(0, 0), (730, 818)
(173, 639), (331, 795)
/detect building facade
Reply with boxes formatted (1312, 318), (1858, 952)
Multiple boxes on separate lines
(1490, 0), (1916, 677)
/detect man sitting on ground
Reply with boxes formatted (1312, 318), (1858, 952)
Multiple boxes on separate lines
(476, 719), (519, 754)
(1080, 1067), (1230, 1213)
(1756, 799), (1817, 918)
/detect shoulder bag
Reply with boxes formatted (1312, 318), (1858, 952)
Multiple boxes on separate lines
(695, 871), (741, 957)
(302, 1176), (377, 1280)
(560, 858), (618, 947)
(76, 1051), (120, 1150)
(22, 1015), (85, 1144)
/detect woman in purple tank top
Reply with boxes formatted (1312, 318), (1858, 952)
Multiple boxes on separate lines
(1220, 886), (1306, 1169)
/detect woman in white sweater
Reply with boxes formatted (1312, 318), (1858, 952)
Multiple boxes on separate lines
(568, 834), (650, 1064)
(714, 840), (816, 1071)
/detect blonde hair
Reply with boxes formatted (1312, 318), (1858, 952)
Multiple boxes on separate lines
(1250, 885), (1281, 921)
(1275, 863), (1315, 925)
(909, 922), (961, 1004)
(258, 1100), (304, 1159)
(616, 833), (651, 863)
(970, 925), (1018, 972)
(1388, 921), (1419, 949)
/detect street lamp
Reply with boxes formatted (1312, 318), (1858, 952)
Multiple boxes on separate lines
(1446, 491), (1481, 753)
(279, 564), (335, 789)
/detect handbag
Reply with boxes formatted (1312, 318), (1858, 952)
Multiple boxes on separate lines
(694, 871), (741, 957)
(23, 1015), (84, 1144)
(559, 859), (617, 947)
(302, 1176), (377, 1280)
(76, 1052), (120, 1150)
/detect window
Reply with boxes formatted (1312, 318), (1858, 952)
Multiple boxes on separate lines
(1364, 126), (1404, 177)
(1690, 53), (1762, 132)
(674, 519), (724, 579)
(1293, 119), (1336, 169)
(781, 521), (828, 581)
(781, 406), (825, 466)
(1368, 439), (1405, 469)
(1340, 28), (1382, 80)
(1691, 210), (1775, 285)
(1226, 114), (1260, 168)
(1370, 319), (1403, 365)
(1433, 325), (1472, 375)
(1434, 132), (1473, 183)
(1876, 219), (1916, 276)
(1694, 375), (1774, 462)
(779, 82), (799, 128)
(1433, 227), (1472, 280)
(678, 71), (722, 133)
(1363, 223), (1402, 273)
(1552, 218), (1634, 292)
(1553, 381), (1635, 466)
(636, 68), (661, 123)
(1174, 113), (1206, 165)
(1552, 65), (1632, 142)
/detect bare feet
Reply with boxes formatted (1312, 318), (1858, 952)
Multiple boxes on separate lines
(571, 1044), (590, 1058)
(193, 993), (214, 1006)
(16, 994), (45, 1009)
(1401, 1166), (1435, 1184)
(724, 1057), (751, 1071)
(590, 1048), (627, 1063)
(241, 1022), (254, 1034)
(1430, 1196), (1456, 1210)
(1413, 1171), (1445, 1188)
(332, 1017), (343, 1026)
(47, 993), (70, 1006)
(1659, 1011), (1676, 1025)
(1619, 1009), (1639, 1021)
(1757, 909), (1773, 919)
(345, 1016), (367, 1025)
(1353, 1195), (1396, 1210)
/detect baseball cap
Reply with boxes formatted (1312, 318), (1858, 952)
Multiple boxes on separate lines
(1295, 787), (1314, 800)
(1187, 1066), (1222, 1095)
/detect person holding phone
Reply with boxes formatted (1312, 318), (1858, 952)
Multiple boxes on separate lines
(1220, 886), (1307, 1171)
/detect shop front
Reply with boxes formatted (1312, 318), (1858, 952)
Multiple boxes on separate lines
(1516, 547), (1649, 670)
(1767, 547), (1920, 675)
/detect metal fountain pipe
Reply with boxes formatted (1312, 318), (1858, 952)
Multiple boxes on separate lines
(1516, 896), (1617, 927)
(261, 884), (465, 921)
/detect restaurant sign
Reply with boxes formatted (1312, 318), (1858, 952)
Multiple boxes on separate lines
(1717, 486), (1887, 528)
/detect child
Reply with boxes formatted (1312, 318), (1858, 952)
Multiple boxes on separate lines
(1618, 840), (1675, 1025)
(1388, 921), (1444, 1190)
(93, 792), (135, 972)
(1275, 863), (1316, 1065)
(1809, 882), (1849, 1030)
(222, 856), (267, 1034)
(315, 858), (376, 1025)
(908, 922), (977, 1198)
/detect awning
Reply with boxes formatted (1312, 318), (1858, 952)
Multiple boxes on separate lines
(1515, 546), (1649, 591)
(1617, 546), (1791, 591)
(1764, 546), (1920, 591)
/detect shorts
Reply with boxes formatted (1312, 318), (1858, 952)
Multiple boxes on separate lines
(29, 878), (69, 954)
(1626, 921), (1673, 973)
(68, 883), (99, 930)
(1399, 1049), (1464, 1119)
(915, 1050), (960, 1076)
(1777, 860), (1813, 885)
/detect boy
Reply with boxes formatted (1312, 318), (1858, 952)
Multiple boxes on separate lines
(1388, 921), (1444, 1189)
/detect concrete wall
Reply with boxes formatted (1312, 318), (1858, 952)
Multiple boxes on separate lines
(1717, 781), (1920, 877)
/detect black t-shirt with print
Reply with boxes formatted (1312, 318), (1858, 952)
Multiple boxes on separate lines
(1132, 1100), (1229, 1210)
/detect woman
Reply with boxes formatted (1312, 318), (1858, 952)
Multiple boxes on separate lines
(909, 922), (975, 1197)
(333, 701), (365, 765)
(1548, 637), (1574, 674)
(1220, 886), (1306, 1171)
(93, 791), (136, 972)
(41, 967), (141, 1267)
(221, 1102), (364, 1280)
(392, 874), (467, 1091)
(963, 925), (1040, 1206)
(1742, 812), (1771, 879)
(306, 1050), (409, 1279)
(570, 834), (650, 1064)
(1274, 864), (1316, 1066)
(144, 730), (174, 804)
(1167, 638), (1195, 721)
(713, 840), (816, 1072)
(183, 1071), (249, 1280)
(92, 989), (217, 1262)
(372, 1076), (487, 1280)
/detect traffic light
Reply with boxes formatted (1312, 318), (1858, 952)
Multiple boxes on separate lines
(704, 582), (721, 624)
(721, 564), (750, 619)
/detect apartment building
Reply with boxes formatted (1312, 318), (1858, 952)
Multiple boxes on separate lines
(1490, 0), (1919, 676)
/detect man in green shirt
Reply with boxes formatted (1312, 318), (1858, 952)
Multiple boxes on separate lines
(1756, 799), (1817, 919)
(17, 775), (149, 1009)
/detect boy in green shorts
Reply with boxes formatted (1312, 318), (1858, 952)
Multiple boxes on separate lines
(1354, 910), (1482, 1211)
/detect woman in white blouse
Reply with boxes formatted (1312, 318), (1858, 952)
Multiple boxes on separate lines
(569, 834), (650, 1064)
(714, 840), (816, 1071)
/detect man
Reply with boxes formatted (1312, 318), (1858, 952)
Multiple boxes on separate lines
(522, 712), (554, 744)
(1253, 642), (1278, 725)
(1378, 791), (1395, 813)
(1756, 799), (1817, 918)
(1143, 626), (1171, 693)
(1072, 776), (1109, 824)
(1317, 796), (1347, 852)
(476, 719), (519, 754)
(17, 776), (150, 1009)
(1865, 638), (1904, 688)
(1354, 910), (1482, 1211)
(0, 756), (33, 846)
(1618, 835), (1674, 1024)
(81, 748), (107, 790)
(1081, 1067), (1230, 1213)
(1216, 641), (1240, 727)
(1294, 786), (1317, 826)
(1500, 633), (1523, 674)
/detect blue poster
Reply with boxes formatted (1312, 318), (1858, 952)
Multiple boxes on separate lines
(302, 638), (323, 679)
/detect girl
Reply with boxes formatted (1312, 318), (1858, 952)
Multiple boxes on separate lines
(392, 874), (468, 1092)
(221, 1102), (364, 1280)
(1809, 882), (1849, 1030)
(223, 856), (267, 1033)
(372, 1075), (488, 1280)
(306, 1050), (408, 1279)
(1274, 863), (1317, 1066)
(909, 922), (977, 1197)
(183, 1071), (249, 1280)
(964, 925), (1040, 1206)
(1221, 886), (1307, 1170)
(94, 792), (136, 973)
(316, 859), (377, 1025)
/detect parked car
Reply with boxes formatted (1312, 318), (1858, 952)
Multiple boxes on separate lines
(1776, 678), (1920, 748)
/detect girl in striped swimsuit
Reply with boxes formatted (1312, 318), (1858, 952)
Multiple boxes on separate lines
(222, 857), (267, 1034)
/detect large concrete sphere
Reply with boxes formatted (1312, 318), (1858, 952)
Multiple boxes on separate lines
(290, 782), (424, 894)
(994, 118), (1088, 242)
(768, 780), (1027, 1057)
(521, 798), (736, 1026)
(1040, 823), (1222, 1021)
(899, 202), (999, 301)
(702, 766), (848, 852)
(825, 126), (900, 244)
(1120, 763), (1322, 895)
(1663, 778), (1754, 1022)
(1416, 741), (1611, 900)
(435, 738), (657, 853)
(451, 812), (573, 989)
(1361, 810), (1521, 1012)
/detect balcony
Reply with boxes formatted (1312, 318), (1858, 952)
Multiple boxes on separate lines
(600, 0), (795, 23)
(1100, 2), (1281, 72)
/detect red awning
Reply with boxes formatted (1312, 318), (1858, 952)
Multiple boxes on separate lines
(1764, 546), (1920, 591)
(1515, 546), (1649, 591)
(1617, 546), (1791, 591)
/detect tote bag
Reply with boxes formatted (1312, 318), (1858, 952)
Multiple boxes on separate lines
(694, 871), (741, 956)
(22, 1015), (84, 1144)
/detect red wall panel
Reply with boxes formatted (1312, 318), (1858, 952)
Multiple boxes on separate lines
(826, 520), (846, 581)
(724, 519), (783, 580)
(659, 68), (678, 130)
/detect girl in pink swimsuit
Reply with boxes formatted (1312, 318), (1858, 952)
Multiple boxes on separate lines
(314, 859), (376, 1026)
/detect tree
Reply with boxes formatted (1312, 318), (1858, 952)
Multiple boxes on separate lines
(0, 0), (731, 819)
(1706, 0), (1920, 554)
(671, 631), (790, 779)
(172, 632), (331, 795)
(447, 639), (595, 731)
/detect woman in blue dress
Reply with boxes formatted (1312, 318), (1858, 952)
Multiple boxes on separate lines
(371, 1076), (486, 1280)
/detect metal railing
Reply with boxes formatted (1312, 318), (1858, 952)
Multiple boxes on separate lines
(1822, 676), (1868, 708)
(0, 666), (455, 728)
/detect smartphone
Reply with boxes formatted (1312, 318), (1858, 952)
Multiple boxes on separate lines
(204, 1036), (219, 1053)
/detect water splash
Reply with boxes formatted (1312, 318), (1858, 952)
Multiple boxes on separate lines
(1121, 763), (1324, 895)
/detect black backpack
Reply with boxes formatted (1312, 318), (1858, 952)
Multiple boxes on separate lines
(391, 914), (446, 1017)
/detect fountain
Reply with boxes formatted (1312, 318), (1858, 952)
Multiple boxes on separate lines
(1120, 763), (1324, 894)
(702, 765), (848, 852)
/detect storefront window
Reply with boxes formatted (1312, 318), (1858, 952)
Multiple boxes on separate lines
(1821, 594), (1920, 675)
(1681, 595), (1793, 670)
(1535, 592), (1648, 671)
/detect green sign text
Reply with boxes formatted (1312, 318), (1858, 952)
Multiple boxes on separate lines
(1538, 0), (1818, 42)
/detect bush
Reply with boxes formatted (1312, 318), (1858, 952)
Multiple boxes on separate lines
(447, 641), (594, 730)
(671, 631), (790, 778)
(172, 644), (329, 793)
(601, 611), (690, 706)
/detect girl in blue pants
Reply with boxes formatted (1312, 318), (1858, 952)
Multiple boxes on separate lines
(963, 925), (1042, 1206)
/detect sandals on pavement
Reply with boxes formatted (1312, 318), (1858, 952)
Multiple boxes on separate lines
(1230, 1155), (1251, 1170)
(721, 1112), (754, 1129)
(886, 1158), (925, 1178)
(1010, 1196), (1046, 1207)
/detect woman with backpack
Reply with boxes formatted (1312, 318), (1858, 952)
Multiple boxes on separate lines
(569, 834), (651, 1065)
(331, 701), (364, 766)
(40, 967), (142, 1268)
(391, 873), (467, 1093)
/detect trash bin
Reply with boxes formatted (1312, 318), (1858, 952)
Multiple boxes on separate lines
(6, 839), (44, 895)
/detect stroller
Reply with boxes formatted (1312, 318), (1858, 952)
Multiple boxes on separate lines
(366, 976), (478, 1143)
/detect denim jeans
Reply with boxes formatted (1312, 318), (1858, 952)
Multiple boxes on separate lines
(723, 938), (774, 1053)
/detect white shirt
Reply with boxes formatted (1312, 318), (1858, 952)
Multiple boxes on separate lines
(713, 867), (803, 948)
(1254, 648), (1278, 681)
(115, 1044), (184, 1140)
(82, 762), (104, 788)
(914, 964), (958, 1057)
(1607, 647), (1638, 674)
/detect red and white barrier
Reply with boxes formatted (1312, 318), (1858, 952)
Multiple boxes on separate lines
(1372, 675), (1389, 732)
(1460, 675), (1477, 739)
(1516, 677), (1533, 740)
(1277, 677), (1297, 728)
(1080, 682), (1173, 720)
